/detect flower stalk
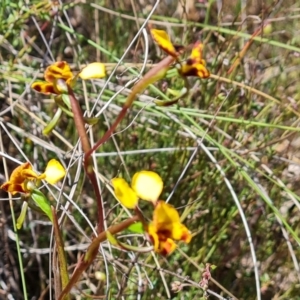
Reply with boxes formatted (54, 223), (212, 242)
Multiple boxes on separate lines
(58, 215), (139, 300)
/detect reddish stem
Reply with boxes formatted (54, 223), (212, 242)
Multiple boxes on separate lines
(68, 87), (104, 233)
(84, 105), (128, 166)
(58, 215), (139, 300)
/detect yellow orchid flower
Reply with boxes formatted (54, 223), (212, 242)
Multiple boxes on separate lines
(147, 201), (191, 256)
(31, 61), (106, 95)
(31, 61), (74, 95)
(151, 29), (210, 79)
(111, 172), (191, 256)
(179, 41), (210, 78)
(0, 159), (66, 195)
(111, 170), (163, 208)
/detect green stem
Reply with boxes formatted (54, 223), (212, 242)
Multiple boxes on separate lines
(56, 99), (99, 125)
(11, 200), (28, 299)
(52, 206), (69, 300)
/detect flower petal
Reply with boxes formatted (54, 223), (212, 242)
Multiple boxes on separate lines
(151, 29), (177, 57)
(147, 201), (192, 255)
(0, 182), (27, 195)
(43, 159), (66, 184)
(44, 61), (73, 83)
(31, 82), (58, 95)
(21, 168), (40, 180)
(0, 162), (37, 195)
(180, 61), (210, 78)
(179, 41), (210, 78)
(79, 62), (106, 80)
(190, 41), (205, 62)
(153, 201), (180, 228)
(171, 223), (192, 243)
(9, 162), (32, 184)
(131, 171), (163, 203)
(148, 222), (177, 255)
(148, 223), (160, 251)
(153, 202), (191, 242)
(32, 62), (75, 95)
(159, 238), (177, 255)
(111, 178), (138, 209)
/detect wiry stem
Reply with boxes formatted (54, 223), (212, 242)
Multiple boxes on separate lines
(67, 86), (104, 233)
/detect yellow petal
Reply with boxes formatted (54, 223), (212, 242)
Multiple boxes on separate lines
(159, 238), (177, 256)
(151, 29), (177, 57)
(21, 168), (40, 180)
(31, 82), (58, 94)
(131, 171), (163, 203)
(0, 182), (27, 195)
(171, 223), (192, 243)
(190, 41), (204, 62)
(180, 61), (210, 78)
(111, 178), (138, 209)
(43, 159), (66, 184)
(8, 162), (32, 183)
(0, 162), (37, 195)
(195, 63), (210, 78)
(153, 202), (192, 243)
(79, 62), (106, 80)
(147, 223), (160, 251)
(153, 201), (180, 229)
(45, 61), (73, 82)
(148, 221), (177, 255)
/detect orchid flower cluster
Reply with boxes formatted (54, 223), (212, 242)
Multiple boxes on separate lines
(0, 27), (210, 253)
(1, 27), (210, 297)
